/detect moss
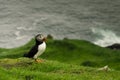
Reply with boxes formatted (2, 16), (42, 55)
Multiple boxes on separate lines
(0, 58), (34, 69)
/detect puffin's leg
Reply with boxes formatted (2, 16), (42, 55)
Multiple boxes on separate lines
(35, 58), (43, 63)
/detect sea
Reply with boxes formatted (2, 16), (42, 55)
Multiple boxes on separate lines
(0, 0), (120, 48)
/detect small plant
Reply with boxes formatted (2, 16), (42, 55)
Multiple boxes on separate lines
(81, 61), (99, 67)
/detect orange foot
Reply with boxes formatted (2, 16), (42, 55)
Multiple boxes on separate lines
(35, 59), (43, 63)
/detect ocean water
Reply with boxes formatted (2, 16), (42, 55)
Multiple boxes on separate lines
(0, 0), (120, 48)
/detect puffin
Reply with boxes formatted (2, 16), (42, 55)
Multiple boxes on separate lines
(24, 34), (46, 62)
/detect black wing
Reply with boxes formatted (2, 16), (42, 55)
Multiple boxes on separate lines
(24, 45), (38, 58)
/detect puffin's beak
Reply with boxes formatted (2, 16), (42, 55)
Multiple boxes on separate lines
(42, 37), (47, 42)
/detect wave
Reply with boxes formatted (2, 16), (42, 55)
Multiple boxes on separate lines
(91, 28), (120, 47)
(16, 27), (33, 31)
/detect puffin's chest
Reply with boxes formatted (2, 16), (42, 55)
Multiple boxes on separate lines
(38, 42), (46, 52)
(33, 42), (46, 59)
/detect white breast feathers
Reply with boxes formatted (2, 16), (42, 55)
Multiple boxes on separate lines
(33, 42), (46, 59)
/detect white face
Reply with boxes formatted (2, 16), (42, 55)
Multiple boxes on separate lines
(36, 34), (45, 41)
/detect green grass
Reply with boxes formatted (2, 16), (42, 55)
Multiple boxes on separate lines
(0, 58), (120, 80)
(0, 39), (120, 80)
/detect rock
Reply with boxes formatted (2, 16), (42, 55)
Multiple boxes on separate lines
(106, 43), (120, 50)
(47, 34), (53, 39)
(97, 65), (111, 71)
(63, 37), (68, 40)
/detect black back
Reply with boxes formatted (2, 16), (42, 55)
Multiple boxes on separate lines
(24, 45), (38, 58)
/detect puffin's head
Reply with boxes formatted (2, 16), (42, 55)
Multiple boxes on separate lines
(35, 34), (46, 43)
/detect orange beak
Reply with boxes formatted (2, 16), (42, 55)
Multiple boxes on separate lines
(42, 37), (47, 42)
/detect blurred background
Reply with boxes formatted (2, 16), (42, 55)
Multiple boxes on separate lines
(0, 0), (120, 48)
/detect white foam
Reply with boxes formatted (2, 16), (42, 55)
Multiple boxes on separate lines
(14, 31), (27, 40)
(15, 31), (20, 36)
(91, 28), (120, 47)
(16, 27), (33, 30)
(16, 35), (27, 40)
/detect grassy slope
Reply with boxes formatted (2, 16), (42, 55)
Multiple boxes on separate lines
(0, 39), (120, 80)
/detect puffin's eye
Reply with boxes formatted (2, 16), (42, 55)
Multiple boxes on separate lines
(38, 36), (41, 39)
(36, 34), (44, 41)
